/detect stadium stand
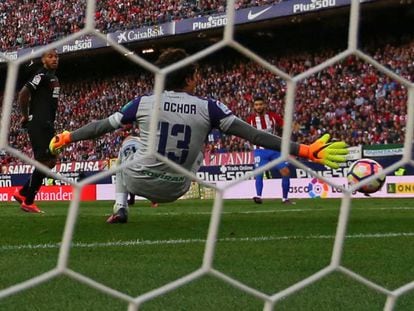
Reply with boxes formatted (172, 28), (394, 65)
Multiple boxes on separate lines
(3, 32), (412, 165)
(1, 0), (413, 165)
(0, 0), (285, 52)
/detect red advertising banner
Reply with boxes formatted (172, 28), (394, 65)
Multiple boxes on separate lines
(0, 185), (96, 202)
(2, 160), (109, 174)
(2, 176), (413, 202)
(203, 151), (254, 166)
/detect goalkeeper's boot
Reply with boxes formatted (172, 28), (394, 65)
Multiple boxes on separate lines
(106, 204), (128, 224)
(13, 188), (26, 204)
(20, 201), (43, 213)
(150, 201), (158, 208)
(253, 196), (263, 204)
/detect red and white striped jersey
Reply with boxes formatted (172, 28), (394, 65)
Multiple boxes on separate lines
(246, 111), (284, 149)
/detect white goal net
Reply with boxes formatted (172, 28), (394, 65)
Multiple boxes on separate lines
(0, 0), (413, 310)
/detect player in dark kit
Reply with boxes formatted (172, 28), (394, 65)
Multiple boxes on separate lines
(14, 49), (60, 213)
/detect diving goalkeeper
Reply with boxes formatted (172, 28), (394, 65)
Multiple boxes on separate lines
(50, 48), (348, 223)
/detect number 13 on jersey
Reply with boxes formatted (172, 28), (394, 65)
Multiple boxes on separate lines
(157, 121), (192, 164)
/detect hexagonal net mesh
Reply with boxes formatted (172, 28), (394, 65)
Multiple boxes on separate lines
(0, 0), (413, 310)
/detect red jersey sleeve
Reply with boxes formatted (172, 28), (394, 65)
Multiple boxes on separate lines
(269, 111), (284, 127)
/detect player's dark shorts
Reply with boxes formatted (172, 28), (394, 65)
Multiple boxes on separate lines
(27, 121), (55, 161)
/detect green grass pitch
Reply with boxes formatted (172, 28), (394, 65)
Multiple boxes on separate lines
(1, 198), (414, 310)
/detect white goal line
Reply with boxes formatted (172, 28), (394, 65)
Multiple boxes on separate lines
(150, 206), (414, 216)
(2, 231), (414, 252)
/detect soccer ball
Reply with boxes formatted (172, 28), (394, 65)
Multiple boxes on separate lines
(347, 159), (386, 194)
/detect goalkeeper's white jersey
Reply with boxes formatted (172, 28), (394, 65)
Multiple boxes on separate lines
(109, 91), (236, 202)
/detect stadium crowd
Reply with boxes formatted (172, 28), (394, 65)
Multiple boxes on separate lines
(0, 0), (285, 52)
(3, 33), (412, 166)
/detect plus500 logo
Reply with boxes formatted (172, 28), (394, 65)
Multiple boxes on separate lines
(293, 0), (336, 13)
(196, 171), (251, 181)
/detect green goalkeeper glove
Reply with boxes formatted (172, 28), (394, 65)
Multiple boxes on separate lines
(49, 131), (72, 155)
(298, 134), (348, 169)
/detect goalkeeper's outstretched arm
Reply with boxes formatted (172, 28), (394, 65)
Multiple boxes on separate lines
(70, 117), (117, 141)
(49, 113), (122, 154)
(225, 118), (348, 169)
(50, 112), (348, 169)
(225, 118), (300, 154)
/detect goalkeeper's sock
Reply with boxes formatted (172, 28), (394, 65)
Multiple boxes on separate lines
(114, 193), (128, 213)
(282, 176), (290, 200)
(25, 169), (46, 205)
(255, 174), (264, 196)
